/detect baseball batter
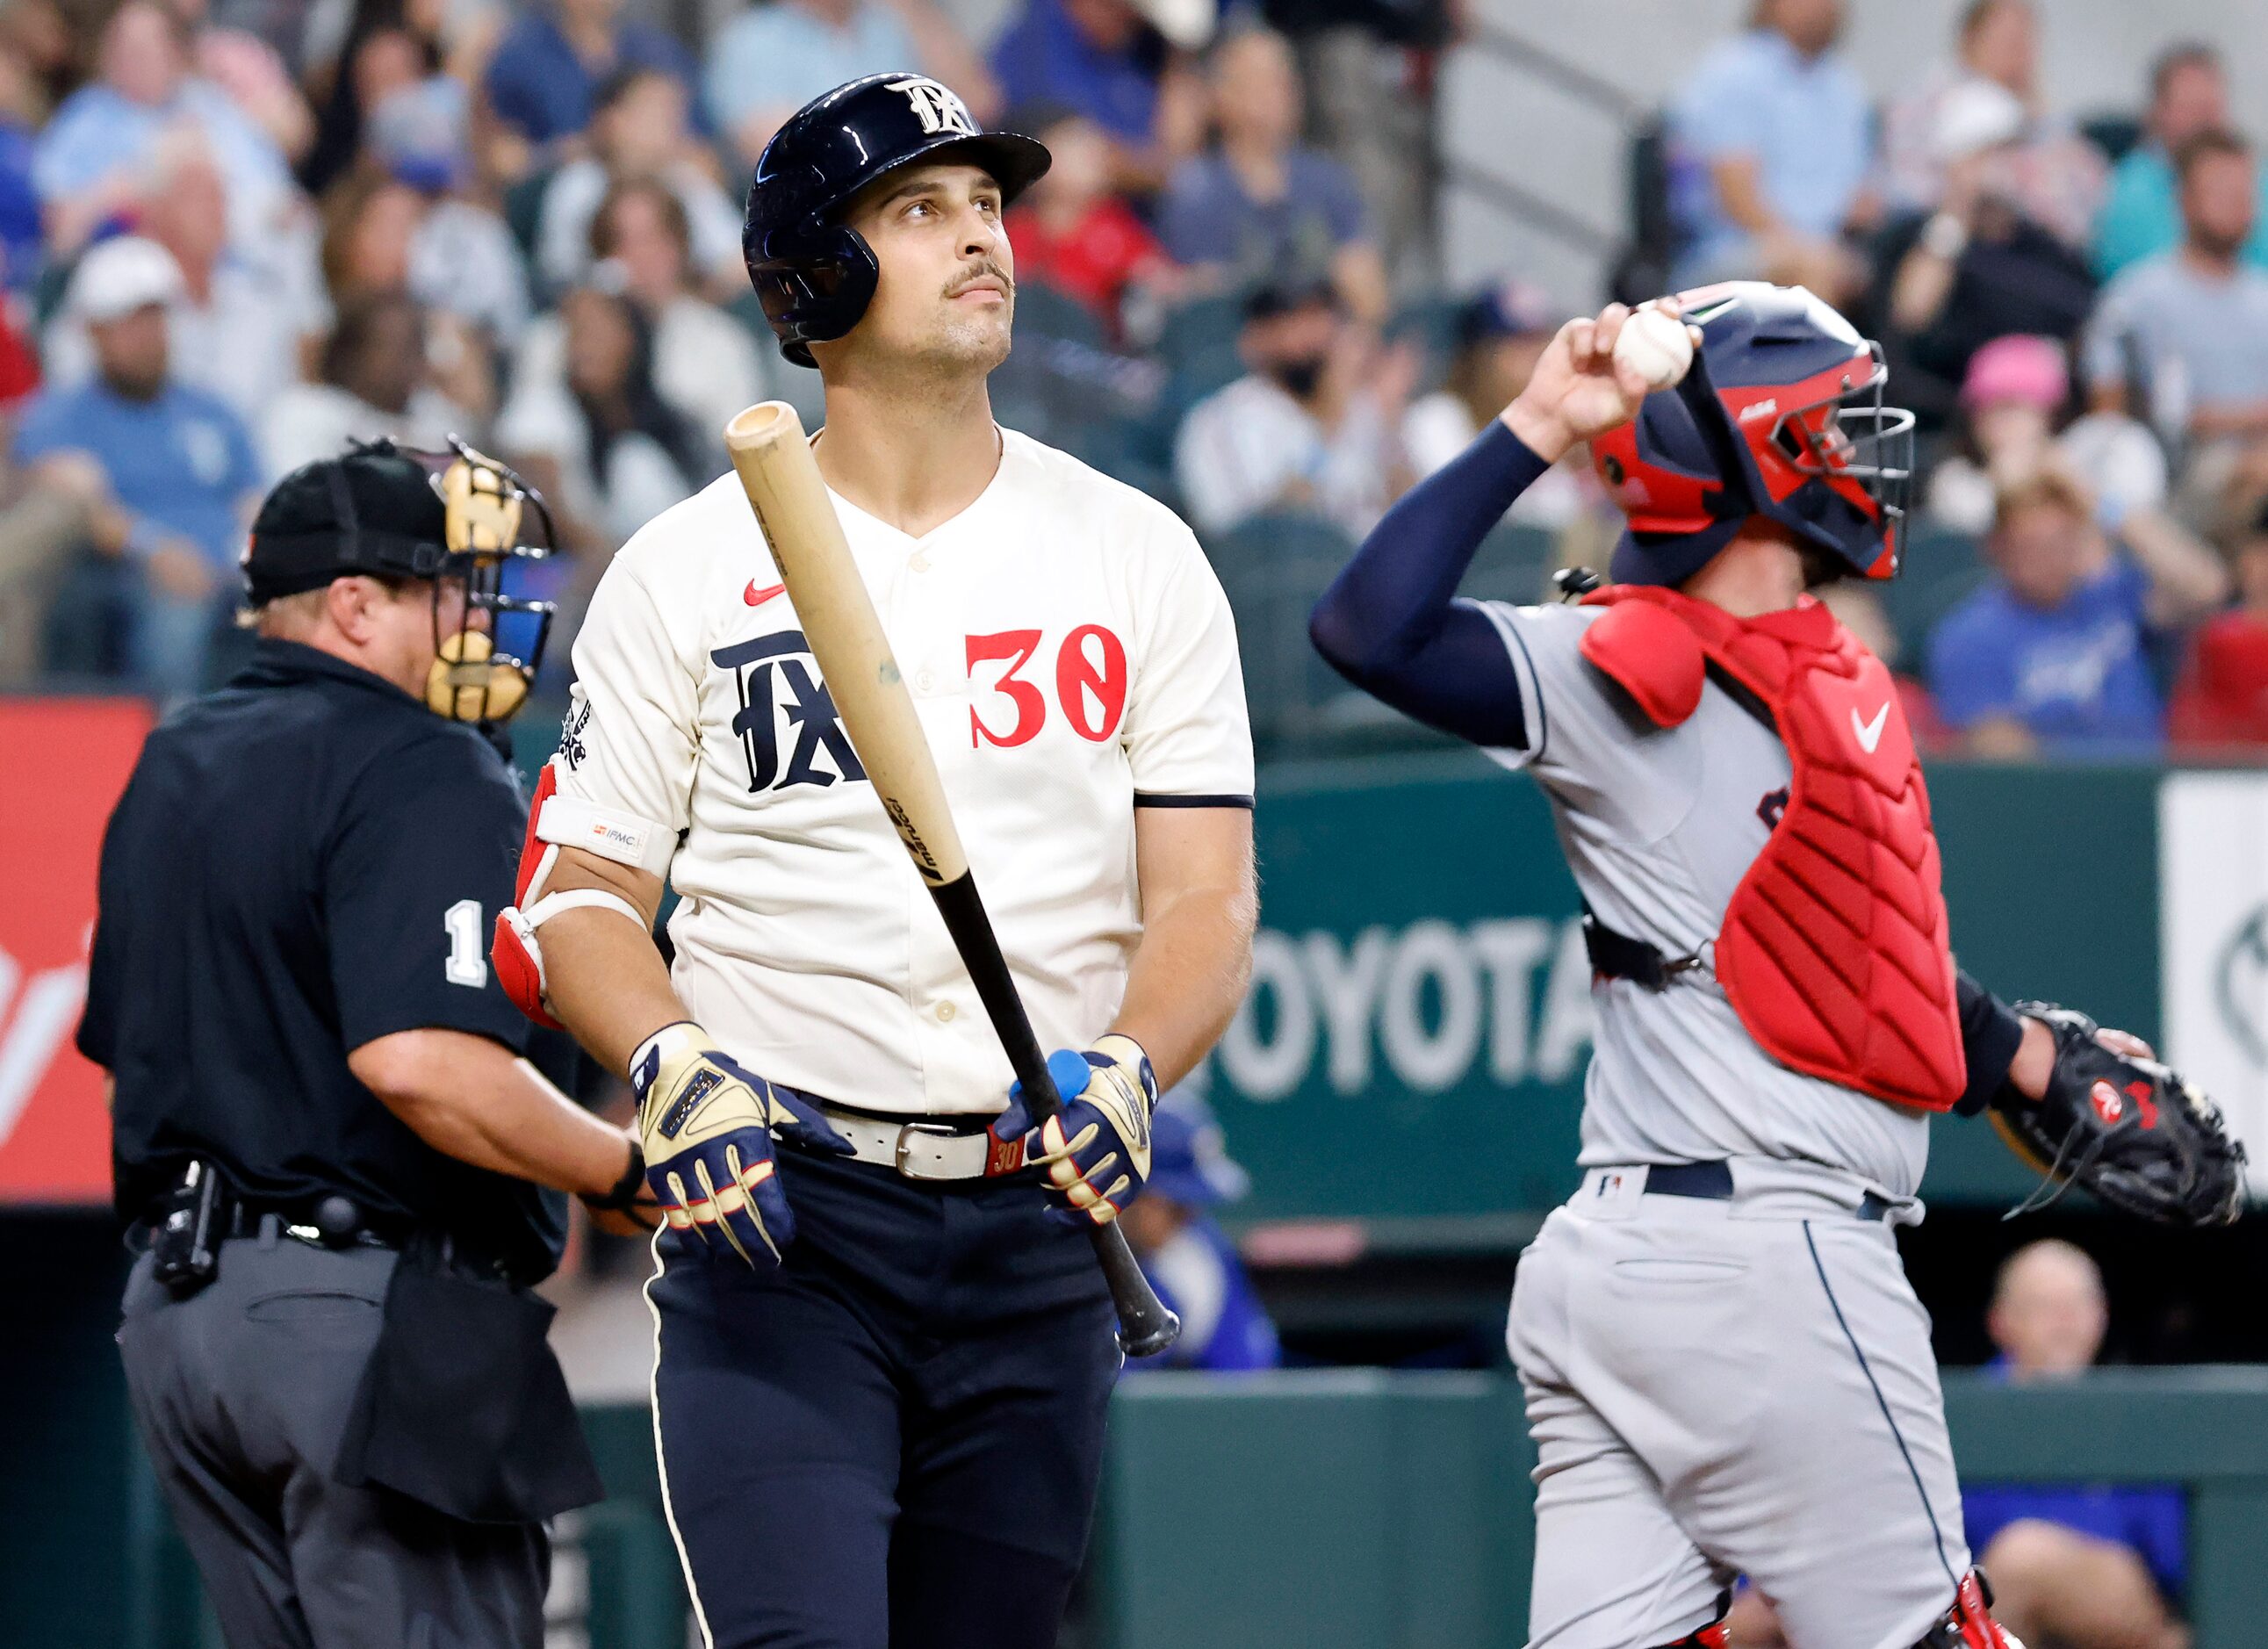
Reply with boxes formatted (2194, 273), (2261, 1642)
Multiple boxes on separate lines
(1309, 284), (2220, 1649)
(489, 76), (1256, 1649)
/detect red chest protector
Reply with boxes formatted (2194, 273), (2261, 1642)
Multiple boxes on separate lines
(1576, 586), (1965, 1112)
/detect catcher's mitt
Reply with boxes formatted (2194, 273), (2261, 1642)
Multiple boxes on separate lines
(1991, 1003), (2248, 1226)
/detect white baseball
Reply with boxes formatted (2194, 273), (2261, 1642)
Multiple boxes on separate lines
(1612, 304), (1695, 391)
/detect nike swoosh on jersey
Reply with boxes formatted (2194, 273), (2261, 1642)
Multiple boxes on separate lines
(744, 580), (788, 607)
(1851, 701), (1890, 753)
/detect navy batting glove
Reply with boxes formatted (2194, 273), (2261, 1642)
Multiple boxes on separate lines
(991, 1036), (1156, 1227)
(630, 1022), (853, 1268)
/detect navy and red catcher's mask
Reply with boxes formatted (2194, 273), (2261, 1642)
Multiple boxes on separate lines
(1588, 283), (1914, 588)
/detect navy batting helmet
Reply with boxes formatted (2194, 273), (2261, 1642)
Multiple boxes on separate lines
(744, 73), (1051, 367)
(1588, 283), (1915, 587)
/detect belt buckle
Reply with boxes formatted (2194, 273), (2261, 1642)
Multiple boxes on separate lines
(893, 1120), (966, 1182)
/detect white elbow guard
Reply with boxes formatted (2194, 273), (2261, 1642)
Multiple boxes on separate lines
(493, 771), (674, 1026)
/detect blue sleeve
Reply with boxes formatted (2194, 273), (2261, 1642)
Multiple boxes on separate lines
(2106, 553), (2151, 620)
(1308, 418), (1551, 748)
(1156, 162), (1228, 265)
(482, 30), (549, 142)
(627, 23), (696, 86)
(223, 402), (264, 494)
(988, 18), (1044, 111)
(1672, 47), (1767, 160)
(1925, 600), (2015, 730)
(11, 390), (73, 460)
(1314, 155), (1369, 245)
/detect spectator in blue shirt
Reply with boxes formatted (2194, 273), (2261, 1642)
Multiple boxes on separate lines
(1120, 1088), (1280, 1374)
(1158, 25), (1386, 321)
(1961, 1241), (2188, 1649)
(14, 237), (263, 702)
(704, 0), (995, 169)
(0, 40), (43, 292)
(1664, 0), (1874, 305)
(2093, 43), (2268, 281)
(1926, 466), (2227, 757)
(990, 0), (1206, 193)
(33, 1), (292, 261)
(483, 0), (699, 157)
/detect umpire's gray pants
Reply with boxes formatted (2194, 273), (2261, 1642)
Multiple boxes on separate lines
(118, 1228), (549, 1649)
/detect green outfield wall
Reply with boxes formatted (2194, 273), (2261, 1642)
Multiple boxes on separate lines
(1209, 754), (2175, 1234)
(103, 1372), (2268, 1648)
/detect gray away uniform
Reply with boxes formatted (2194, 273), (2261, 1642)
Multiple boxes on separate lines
(1480, 600), (1971, 1649)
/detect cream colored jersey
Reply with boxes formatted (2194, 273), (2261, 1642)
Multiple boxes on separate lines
(550, 427), (1253, 1116)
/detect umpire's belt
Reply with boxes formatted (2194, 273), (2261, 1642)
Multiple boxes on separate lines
(816, 1101), (1022, 1182)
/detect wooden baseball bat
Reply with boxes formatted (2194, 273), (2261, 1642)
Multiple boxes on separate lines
(723, 401), (1180, 1357)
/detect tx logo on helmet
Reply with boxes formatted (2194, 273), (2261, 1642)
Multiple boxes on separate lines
(890, 76), (976, 138)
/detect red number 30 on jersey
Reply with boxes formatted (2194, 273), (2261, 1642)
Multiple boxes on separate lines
(967, 627), (1128, 748)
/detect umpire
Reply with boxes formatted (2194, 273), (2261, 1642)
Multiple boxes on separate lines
(78, 440), (654, 1649)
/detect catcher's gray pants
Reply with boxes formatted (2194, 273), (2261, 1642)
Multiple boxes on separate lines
(1508, 1163), (1971, 1649)
(118, 1229), (549, 1649)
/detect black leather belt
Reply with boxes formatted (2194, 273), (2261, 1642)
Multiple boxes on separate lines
(148, 1184), (524, 1281)
(219, 1192), (413, 1249)
(1645, 1159), (1893, 1221)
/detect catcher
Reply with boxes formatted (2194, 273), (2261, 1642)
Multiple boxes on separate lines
(1310, 283), (2244, 1649)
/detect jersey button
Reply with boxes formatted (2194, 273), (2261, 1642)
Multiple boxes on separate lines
(909, 552), (932, 572)
(916, 670), (935, 694)
(934, 1001), (957, 1023)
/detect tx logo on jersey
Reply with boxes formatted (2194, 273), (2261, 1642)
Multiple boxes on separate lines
(890, 76), (976, 137)
(712, 631), (868, 794)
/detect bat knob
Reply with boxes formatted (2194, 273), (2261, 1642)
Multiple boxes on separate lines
(1118, 1307), (1182, 1358)
(1046, 1048), (1092, 1107)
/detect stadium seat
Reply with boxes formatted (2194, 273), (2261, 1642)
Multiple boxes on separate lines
(1204, 511), (1445, 758)
(503, 168), (555, 270)
(1464, 522), (1560, 608)
(1885, 527), (1990, 669)
(2078, 112), (2145, 166)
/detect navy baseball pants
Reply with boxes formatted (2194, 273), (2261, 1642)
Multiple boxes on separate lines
(647, 1138), (1120, 1649)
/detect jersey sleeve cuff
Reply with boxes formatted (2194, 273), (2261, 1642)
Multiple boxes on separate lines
(1133, 791), (1255, 809)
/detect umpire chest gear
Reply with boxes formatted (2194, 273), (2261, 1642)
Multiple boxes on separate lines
(744, 71), (1050, 365)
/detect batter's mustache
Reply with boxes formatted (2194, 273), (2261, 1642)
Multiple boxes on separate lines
(945, 262), (1014, 299)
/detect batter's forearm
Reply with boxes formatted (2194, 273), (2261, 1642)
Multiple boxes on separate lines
(1110, 882), (1257, 1091)
(543, 906), (690, 1077)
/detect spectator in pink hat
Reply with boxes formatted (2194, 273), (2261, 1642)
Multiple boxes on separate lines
(1926, 333), (2166, 536)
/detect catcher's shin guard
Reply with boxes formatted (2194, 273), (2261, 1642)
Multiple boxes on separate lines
(1915, 1571), (2024, 1649)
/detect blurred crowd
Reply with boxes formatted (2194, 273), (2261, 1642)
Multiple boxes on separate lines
(4, 0), (2268, 765)
(0, 0), (1463, 712)
(1652, 0), (2268, 763)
